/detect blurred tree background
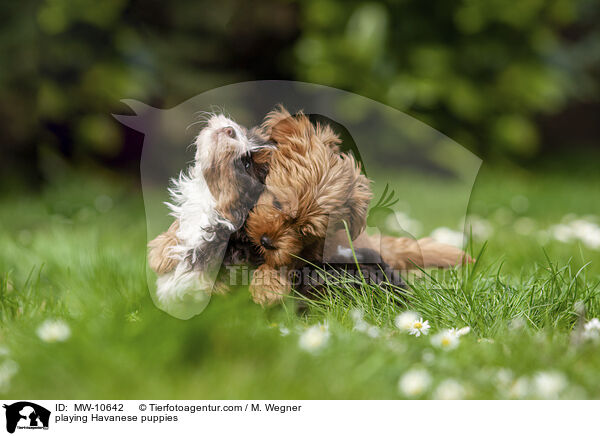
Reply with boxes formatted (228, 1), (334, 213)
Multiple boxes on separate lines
(1, 0), (599, 186)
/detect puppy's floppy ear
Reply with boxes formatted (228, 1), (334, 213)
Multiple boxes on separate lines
(314, 122), (342, 152)
(261, 104), (293, 136)
(262, 105), (315, 146)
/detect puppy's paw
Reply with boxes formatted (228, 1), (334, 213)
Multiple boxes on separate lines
(250, 265), (291, 306)
(148, 221), (180, 274)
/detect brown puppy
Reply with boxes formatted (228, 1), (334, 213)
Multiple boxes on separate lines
(245, 107), (472, 304)
(245, 106), (372, 305)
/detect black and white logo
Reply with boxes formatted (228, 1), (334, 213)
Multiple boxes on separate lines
(3, 402), (50, 433)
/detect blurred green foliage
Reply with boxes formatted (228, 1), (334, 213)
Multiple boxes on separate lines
(0, 0), (297, 180)
(293, 0), (599, 157)
(0, 0), (598, 182)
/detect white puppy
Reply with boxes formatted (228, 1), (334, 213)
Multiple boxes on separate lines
(149, 114), (270, 318)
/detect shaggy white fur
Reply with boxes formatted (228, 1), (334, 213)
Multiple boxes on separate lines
(155, 114), (259, 319)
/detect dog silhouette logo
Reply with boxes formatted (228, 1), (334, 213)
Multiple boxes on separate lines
(3, 402), (50, 433)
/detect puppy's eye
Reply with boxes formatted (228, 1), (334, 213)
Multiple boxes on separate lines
(224, 127), (236, 138)
(272, 198), (282, 210)
(241, 152), (252, 170)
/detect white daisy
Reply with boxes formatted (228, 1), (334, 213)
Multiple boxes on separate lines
(584, 318), (600, 333)
(354, 320), (369, 332)
(549, 224), (574, 243)
(454, 326), (471, 337)
(508, 377), (530, 399)
(366, 326), (381, 338)
(298, 323), (330, 352)
(544, 217), (600, 250)
(386, 211), (423, 237)
(433, 379), (465, 400)
(350, 308), (363, 323)
(398, 368), (431, 397)
(533, 371), (567, 399)
(0, 359), (19, 393)
(509, 317), (527, 331)
(431, 329), (459, 350)
(350, 308), (369, 332)
(514, 217), (536, 235)
(36, 319), (71, 343)
(581, 229), (600, 250)
(394, 311), (419, 332)
(464, 215), (493, 241)
(279, 326), (290, 336)
(430, 227), (464, 248)
(408, 318), (430, 337)
(495, 368), (514, 388)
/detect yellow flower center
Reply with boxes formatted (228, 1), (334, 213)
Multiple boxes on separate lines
(441, 337), (451, 346)
(414, 322), (423, 329)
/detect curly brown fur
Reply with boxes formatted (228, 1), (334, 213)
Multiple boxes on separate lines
(245, 106), (372, 304)
(375, 235), (474, 270)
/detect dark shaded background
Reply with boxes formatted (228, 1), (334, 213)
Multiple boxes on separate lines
(1, 0), (599, 188)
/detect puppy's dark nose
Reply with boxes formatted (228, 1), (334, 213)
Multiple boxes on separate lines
(260, 235), (276, 250)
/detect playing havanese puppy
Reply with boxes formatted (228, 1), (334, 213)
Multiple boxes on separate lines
(244, 106), (373, 304)
(245, 106), (471, 304)
(147, 113), (272, 317)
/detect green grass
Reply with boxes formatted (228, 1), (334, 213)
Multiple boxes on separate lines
(1, 160), (600, 399)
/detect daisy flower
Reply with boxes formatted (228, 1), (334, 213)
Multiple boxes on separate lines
(549, 224), (574, 243)
(453, 326), (471, 337)
(430, 227), (465, 248)
(431, 329), (459, 350)
(509, 317), (527, 331)
(394, 311), (419, 332)
(298, 323), (330, 352)
(36, 319), (71, 343)
(0, 359), (19, 393)
(433, 379), (465, 400)
(398, 368), (431, 397)
(582, 318), (600, 341)
(408, 318), (430, 337)
(584, 318), (600, 332)
(495, 368), (514, 388)
(366, 326), (381, 338)
(508, 376), (530, 399)
(350, 308), (369, 332)
(533, 371), (567, 399)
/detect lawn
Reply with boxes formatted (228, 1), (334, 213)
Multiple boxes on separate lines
(1, 156), (600, 399)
